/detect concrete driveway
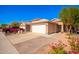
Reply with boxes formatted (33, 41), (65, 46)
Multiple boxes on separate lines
(14, 36), (50, 54)
(6, 32), (41, 44)
(6, 32), (67, 54)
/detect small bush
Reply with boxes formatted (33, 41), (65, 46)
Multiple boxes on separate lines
(68, 37), (79, 52)
(48, 40), (67, 54)
(66, 33), (73, 39)
(48, 48), (66, 54)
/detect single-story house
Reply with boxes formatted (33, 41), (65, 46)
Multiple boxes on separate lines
(31, 18), (64, 34)
(19, 18), (64, 34)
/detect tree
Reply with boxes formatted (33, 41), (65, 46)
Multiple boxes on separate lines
(11, 22), (20, 28)
(59, 7), (79, 33)
(73, 17), (79, 32)
(1, 24), (8, 28)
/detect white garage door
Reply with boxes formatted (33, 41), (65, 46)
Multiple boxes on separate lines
(32, 24), (46, 34)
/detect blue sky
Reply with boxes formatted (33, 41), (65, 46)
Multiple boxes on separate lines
(0, 5), (79, 24)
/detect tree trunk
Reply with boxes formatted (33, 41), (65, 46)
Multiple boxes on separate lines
(66, 25), (69, 32)
(69, 25), (72, 34)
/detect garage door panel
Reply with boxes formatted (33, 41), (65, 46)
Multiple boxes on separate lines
(32, 25), (46, 34)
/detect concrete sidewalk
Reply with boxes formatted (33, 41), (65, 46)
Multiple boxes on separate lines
(0, 32), (18, 54)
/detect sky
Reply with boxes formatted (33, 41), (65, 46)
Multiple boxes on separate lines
(0, 5), (79, 24)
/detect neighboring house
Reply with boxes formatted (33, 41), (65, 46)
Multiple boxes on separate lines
(20, 22), (31, 32)
(20, 22), (26, 30)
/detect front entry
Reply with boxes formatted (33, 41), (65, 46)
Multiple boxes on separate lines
(56, 25), (61, 32)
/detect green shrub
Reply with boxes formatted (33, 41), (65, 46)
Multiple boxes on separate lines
(68, 37), (79, 52)
(48, 40), (67, 54)
(48, 48), (66, 54)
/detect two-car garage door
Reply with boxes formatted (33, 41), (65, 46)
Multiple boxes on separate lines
(32, 24), (46, 34)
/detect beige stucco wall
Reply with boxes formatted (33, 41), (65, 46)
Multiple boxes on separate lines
(48, 23), (57, 34)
